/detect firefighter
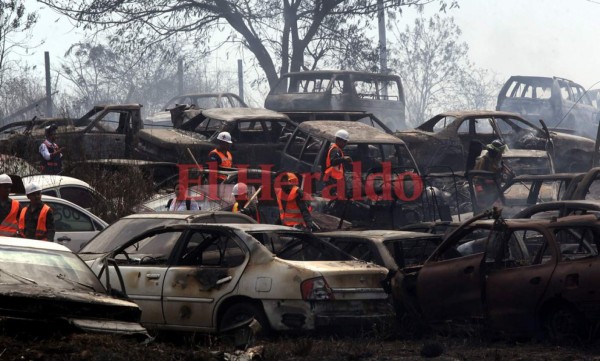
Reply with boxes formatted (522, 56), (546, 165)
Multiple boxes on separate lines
(275, 173), (318, 231)
(0, 174), (21, 237)
(230, 183), (260, 221)
(323, 129), (353, 183)
(208, 131), (234, 182)
(19, 183), (55, 241)
(39, 124), (64, 175)
(473, 140), (509, 209)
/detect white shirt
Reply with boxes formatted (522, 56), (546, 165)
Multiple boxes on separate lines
(168, 198), (200, 211)
(39, 141), (62, 161)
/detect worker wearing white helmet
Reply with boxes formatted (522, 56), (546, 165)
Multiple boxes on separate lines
(0, 174), (21, 237)
(324, 129), (353, 184)
(208, 131), (234, 182)
(18, 182), (55, 241)
(230, 183), (260, 221)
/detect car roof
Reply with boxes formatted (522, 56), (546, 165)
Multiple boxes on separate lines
(123, 211), (256, 223)
(508, 173), (581, 181)
(434, 110), (527, 119)
(298, 121), (406, 144)
(0, 236), (71, 252)
(317, 230), (442, 243)
(22, 175), (92, 189)
(201, 108), (291, 122)
(224, 223), (300, 232)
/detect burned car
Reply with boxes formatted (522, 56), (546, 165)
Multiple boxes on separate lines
(1, 104), (144, 164)
(496, 76), (598, 138)
(394, 211), (600, 340)
(317, 230), (441, 271)
(0, 237), (146, 336)
(395, 110), (595, 173)
(136, 108), (296, 167)
(265, 70), (406, 131)
(145, 93), (248, 129)
(81, 222), (393, 334)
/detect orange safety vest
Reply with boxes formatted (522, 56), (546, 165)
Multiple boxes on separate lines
(324, 144), (344, 180)
(18, 204), (51, 241)
(209, 149), (233, 181)
(0, 199), (20, 236)
(276, 187), (306, 227)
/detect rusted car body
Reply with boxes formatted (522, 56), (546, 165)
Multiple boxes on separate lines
(145, 93), (248, 129)
(317, 230), (441, 271)
(136, 108), (296, 166)
(265, 71), (406, 131)
(395, 110), (595, 173)
(283, 110), (393, 134)
(81, 222), (393, 333)
(0, 237), (146, 336)
(394, 212), (600, 339)
(1, 104), (144, 163)
(512, 200), (600, 219)
(497, 76), (598, 138)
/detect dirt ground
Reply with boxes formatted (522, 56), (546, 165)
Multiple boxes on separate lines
(2, 333), (600, 361)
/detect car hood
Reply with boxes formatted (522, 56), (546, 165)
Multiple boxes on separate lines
(0, 284), (146, 335)
(280, 259), (388, 289)
(550, 131), (595, 149)
(138, 128), (209, 145)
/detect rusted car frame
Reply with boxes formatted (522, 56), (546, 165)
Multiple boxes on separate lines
(395, 212), (600, 339)
(265, 71), (406, 131)
(497, 76), (598, 138)
(83, 222), (393, 333)
(395, 110), (595, 173)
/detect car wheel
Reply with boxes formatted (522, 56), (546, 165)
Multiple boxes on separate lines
(220, 302), (271, 336)
(543, 306), (586, 344)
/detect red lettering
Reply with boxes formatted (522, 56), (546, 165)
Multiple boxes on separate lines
(351, 161), (363, 200)
(393, 172), (424, 202)
(177, 164), (204, 201)
(364, 162), (393, 201)
(301, 172), (320, 200)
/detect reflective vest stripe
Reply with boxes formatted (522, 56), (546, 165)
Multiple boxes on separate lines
(276, 187), (305, 226)
(324, 144), (344, 180)
(209, 149), (233, 167)
(18, 204), (50, 241)
(0, 199), (20, 236)
(232, 202), (239, 213)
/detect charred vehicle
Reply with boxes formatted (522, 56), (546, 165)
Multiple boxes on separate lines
(512, 200), (600, 220)
(496, 76), (598, 138)
(281, 121), (422, 228)
(1, 104), (144, 164)
(394, 211), (600, 340)
(317, 230), (441, 271)
(265, 71), (406, 131)
(136, 108), (296, 167)
(283, 111), (393, 134)
(80, 222), (393, 334)
(0, 237), (146, 336)
(145, 93), (248, 129)
(395, 110), (595, 173)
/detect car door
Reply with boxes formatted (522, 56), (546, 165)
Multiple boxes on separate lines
(417, 227), (490, 323)
(84, 110), (128, 159)
(105, 230), (185, 326)
(161, 229), (249, 330)
(484, 228), (556, 334)
(46, 200), (105, 251)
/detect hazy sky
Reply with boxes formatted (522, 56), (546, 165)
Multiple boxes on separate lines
(18, 0), (600, 99)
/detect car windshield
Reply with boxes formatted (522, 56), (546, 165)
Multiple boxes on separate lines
(248, 231), (353, 261)
(417, 115), (457, 132)
(343, 143), (417, 171)
(80, 218), (182, 254)
(0, 246), (104, 292)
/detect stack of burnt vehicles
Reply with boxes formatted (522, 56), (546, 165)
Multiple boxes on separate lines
(1, 72), (599, 230)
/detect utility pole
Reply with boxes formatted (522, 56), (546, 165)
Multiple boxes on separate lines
(44, 51), (53, 117)
(377, 0), (388, 98)
(177, 59), (184, 95)
(238, 59), (244, 102)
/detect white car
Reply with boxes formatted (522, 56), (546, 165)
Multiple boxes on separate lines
(12, 194), (107, 252)
(21, 175), (104, 211)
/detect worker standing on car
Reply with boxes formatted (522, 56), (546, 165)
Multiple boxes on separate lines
(276, 173), (318, 231)
(208, 131), (234, 182)
(473, 140), (510, 209)
(324, 129), (353, 183)
(230, 183), (260, 222)
(0, 174), (21, 237)
(39, 124), (64, 175)
(18, 183), (55, 242)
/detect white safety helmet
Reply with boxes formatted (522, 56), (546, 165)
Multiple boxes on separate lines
(335, 129), (349, 141)
(0, 174), (12, 185)
(25, 182), (42, 195)
(232, 183), (248, 196)
(217, 131), (232, 144)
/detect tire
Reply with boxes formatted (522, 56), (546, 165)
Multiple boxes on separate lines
(543, 306), (586, 344)
(220, 302), (271, 337)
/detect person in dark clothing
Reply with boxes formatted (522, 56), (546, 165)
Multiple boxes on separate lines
(473, 140), (509, 210)
(228, 183), (260, 222)
(19, 183), (55, 241)
(0, 174), (21, 237)
(39, 124), (64, 175)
